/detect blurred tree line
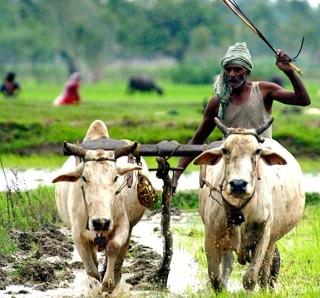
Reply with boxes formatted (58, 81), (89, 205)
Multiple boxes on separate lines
(0, 0), (319, 81)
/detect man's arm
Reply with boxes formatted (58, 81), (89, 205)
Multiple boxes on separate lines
(172, 97), (219, 190)
(262, 50), (311, 108)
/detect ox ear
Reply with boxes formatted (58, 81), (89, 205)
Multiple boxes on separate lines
(52, 163), (84, 183)
(117, 164), (142, 176)
(260, 149), (287, 166)
(193, 149), (223, 166)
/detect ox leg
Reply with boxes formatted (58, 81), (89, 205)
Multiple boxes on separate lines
(113, 230), (132, 285)
(89, 245), (98, 268)
(258, 243), (280, 289)
(269, 245), (280, 288)
(101, 224), (129, 293)
(221, 250), (234, 287)
(74, 237), (100, 280)
(243, 224), (271, 291)
(205, 232), (223, 291)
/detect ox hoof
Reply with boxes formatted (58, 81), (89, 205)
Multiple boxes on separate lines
(243, 272), (256, 291)
(210, 277), (224, 292)
(102, 278), (115, 294)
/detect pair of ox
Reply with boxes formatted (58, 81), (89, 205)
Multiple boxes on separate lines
(52, 120), (149, 293)
(52, 117), (304, 293)
(194, 117), (305, 291)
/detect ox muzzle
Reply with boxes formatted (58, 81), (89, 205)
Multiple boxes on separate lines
(229, 179), (248, 196)
(90, 218), (112, 252)
(90, 218), (112, 231)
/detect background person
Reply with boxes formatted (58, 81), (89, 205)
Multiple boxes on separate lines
(53, 72), (81, 106)
(173, 41), (310, 193)
(0, 72), (20, 97)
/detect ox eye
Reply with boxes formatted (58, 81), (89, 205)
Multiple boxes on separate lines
(114, 176), (119, 182)
(81, 176), (88, 183)
(222, 148), (230, 155)
(255, 149), (262, 155)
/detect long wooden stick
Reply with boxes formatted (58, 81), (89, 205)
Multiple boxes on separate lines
(222, 0), (302, 75)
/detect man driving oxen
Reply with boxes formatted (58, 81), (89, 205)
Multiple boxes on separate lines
(173, 41), (310, 189)
(172, 41), (310, 290)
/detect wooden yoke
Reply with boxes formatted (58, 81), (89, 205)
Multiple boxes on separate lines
(78, 137), (222, 157)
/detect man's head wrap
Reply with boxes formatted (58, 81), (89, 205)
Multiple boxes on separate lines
(213, 42), (253, 119)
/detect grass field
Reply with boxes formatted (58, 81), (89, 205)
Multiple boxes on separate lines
(0, 79), (320, 171)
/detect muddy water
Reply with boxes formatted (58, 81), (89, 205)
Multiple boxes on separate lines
(1, 168), (320, 192)
(0, 212), (204, 297)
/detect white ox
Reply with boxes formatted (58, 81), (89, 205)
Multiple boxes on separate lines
(193, 118), (305, 291)
(52, 120), (149, 293)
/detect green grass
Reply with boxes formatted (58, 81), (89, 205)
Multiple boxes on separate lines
(1, 80), (320, 172)
(0, 186), (58, 254)
(173, 199), (320, 297)
(0, 153), (66, 169)
(0, 81), (213, 153)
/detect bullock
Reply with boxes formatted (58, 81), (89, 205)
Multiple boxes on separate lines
(193, 117), (305, 291)
(128, 76), (164, 95)
(52, 120), (150, 293)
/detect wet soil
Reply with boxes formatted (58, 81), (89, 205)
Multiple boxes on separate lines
(0, 224), (162, 294)
(124, 241), (162, 290)
(0, 226), (74, 292)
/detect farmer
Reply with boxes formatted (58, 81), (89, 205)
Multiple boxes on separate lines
(53, 72), (81, 106)
(172, 41), (310, 192)
(0, 72), (20, 97)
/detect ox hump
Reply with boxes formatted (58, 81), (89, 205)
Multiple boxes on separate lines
(84, 120), (109, 141)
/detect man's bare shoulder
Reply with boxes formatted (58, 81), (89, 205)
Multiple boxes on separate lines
(258, 80), (284, 90)
(205, 96), (219, 116)
(256, 80), (284, 97)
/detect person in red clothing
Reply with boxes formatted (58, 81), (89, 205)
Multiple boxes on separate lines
(53, 72), (81, 106)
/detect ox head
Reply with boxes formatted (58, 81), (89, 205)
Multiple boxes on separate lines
(194, 117), (287, 208)
(52, 142), (141, 233)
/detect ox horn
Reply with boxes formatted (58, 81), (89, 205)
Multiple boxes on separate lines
(114, 141), (139, 159)
(214, 117), (230, 136)
(63, 142), (87, 158)
(255, 117), (274, 136)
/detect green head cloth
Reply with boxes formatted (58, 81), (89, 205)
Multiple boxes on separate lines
(213, 42), (253, 119)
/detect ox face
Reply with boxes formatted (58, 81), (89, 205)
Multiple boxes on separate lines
(220, 134), (263, 202)
(52, 149), (141, 233)
(194, 131), (287, 208)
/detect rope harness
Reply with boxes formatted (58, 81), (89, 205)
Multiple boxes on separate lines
(202, 176), (255, 226)
(200, 145), (262, 226)
(79, 151), (157, 230)
(79, 157), (129, 230)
